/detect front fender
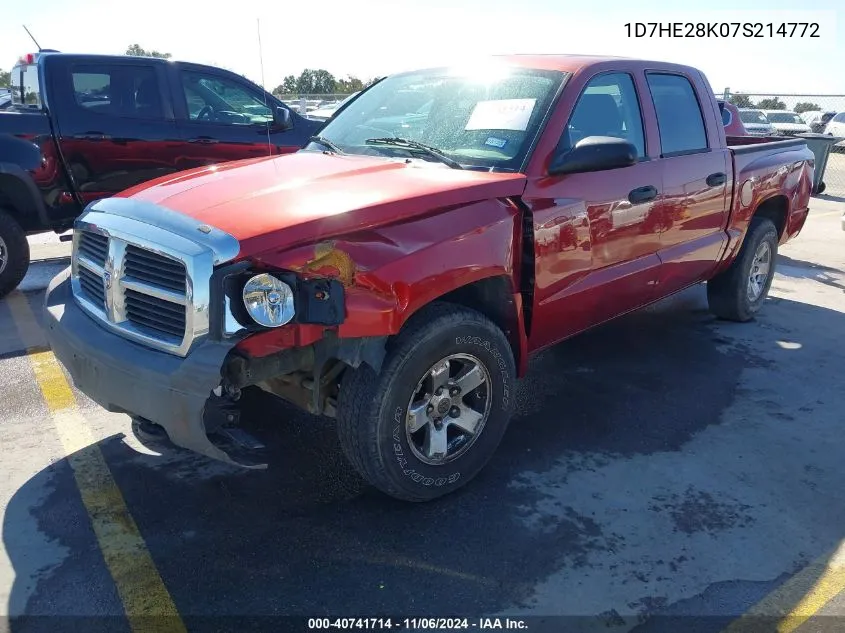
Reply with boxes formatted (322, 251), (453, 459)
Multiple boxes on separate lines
(239, 198), (521, 356)
(0, 161), (50, 228)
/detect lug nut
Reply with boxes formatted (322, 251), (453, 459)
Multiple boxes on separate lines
(449, 406), (461, 418)
(449, 386), (461, 396)
(426, 404), (434, 414)
(433, 418), (444, 429)
(435, 387), (444, 396)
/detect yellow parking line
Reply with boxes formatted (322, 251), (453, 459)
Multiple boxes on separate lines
(721, 543), (845, 633)
(6, 291), (186, 633)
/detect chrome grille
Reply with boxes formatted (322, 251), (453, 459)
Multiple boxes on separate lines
(77, 265), (106, 308)
(124, 289), (186, 340)
(124, 245), (186, 293)
(68, 198), (239, 357)
(72, 228), (190, 349)
(78, 232), (108, 267)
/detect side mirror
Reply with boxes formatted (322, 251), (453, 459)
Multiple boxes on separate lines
(548, 136), (638, 176)
(272, 106), (293, 131)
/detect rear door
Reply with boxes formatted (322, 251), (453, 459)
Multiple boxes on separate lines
(48, 56), (181, 204)
(523, 70), (665, 351)
(646, 72), (730, 295)
(170, 66), (303, 168)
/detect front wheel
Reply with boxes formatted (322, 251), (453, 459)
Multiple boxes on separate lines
(336, 303), (516, 502)
(0, 210), (30, 299)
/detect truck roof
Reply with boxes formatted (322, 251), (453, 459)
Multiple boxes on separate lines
(490, 54), (703, 76)
(22, 52), (174, 65)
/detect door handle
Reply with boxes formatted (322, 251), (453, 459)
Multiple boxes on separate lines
(706, 172), (727, 186)
(77, 131), (111, 141)
(628, 185), (658, 204)
(188, 137), (220, 145)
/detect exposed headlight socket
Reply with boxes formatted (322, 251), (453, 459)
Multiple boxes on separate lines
(221, 268), (346, 333)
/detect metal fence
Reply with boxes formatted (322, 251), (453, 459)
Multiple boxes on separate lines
(718, 91), (845, 198)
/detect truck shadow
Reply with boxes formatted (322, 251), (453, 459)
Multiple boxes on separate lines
(4, 286), (845, 632)
(777, 255), (845, 292)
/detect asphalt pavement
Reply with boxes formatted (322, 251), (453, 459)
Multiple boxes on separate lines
(2, 198), (845, 633)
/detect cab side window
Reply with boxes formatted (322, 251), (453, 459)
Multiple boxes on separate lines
(560, 72), (646, 159)
(646, 73), (708, 156)
(71, 65), (163, 120)
(180, 71), (273, 126)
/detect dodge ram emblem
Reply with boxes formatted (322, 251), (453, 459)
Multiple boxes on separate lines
(103, 270), (112, 290)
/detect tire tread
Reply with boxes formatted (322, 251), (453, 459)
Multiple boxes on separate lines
(707, 216), (777, 322)
(336, 302), (514, 502)
(0, 209), (30, 299)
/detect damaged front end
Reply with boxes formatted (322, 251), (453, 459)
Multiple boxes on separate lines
(44, 197), (380, 469)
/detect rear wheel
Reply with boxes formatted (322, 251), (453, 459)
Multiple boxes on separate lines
(0, 209), (30, 299)
(336, 302), (516, 502)
(707, 216), (778, 322)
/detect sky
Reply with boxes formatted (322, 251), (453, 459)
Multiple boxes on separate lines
(1, 0), (841, 97)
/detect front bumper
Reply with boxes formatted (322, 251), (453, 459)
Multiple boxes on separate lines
(44, 269), (260, 468)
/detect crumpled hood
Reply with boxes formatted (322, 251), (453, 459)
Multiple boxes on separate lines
(119, 152), (527, 257)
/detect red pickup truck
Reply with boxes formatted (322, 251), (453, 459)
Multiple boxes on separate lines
(44, 55), (814, 502)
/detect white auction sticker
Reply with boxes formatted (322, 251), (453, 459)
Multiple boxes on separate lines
(465, 98), (537, 131)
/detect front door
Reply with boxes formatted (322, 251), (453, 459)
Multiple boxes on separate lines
(523, 71), (665, 351)
(172, 68), (300, 169)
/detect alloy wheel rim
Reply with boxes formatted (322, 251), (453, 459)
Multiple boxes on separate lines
(405, 353), (492, 466)
(0, 236), (7, 275)
(747, 241), (772, 302)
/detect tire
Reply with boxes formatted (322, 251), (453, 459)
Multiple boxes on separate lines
(707, 216), (778, 322)
(336, 302), (516, 502)
(0, 209), (30, 299)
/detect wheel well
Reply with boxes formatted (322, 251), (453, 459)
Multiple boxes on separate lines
(436, 275), (522, 364)
(753, 195), (788, 238)
(0, 174), (38, 231)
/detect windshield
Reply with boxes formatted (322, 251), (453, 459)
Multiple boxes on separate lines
(312, 65), (566, 171)
(9, 63), (42, 108)
(739, 110), (768, 124)
(766, 112), (803, 124)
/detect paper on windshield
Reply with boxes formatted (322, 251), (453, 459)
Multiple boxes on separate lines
(465, 98), (537, 131)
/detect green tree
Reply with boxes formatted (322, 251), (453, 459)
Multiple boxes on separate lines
(294, 69), (337, 94)
(0, 70), (10, 88)
(794, 102), (821, 114)
(273, 75), (297, 96)
(336, 75), (364, 94)
(728, 93), (753, 108)
(125, 44), (172, 59)
(756, 97), (786, 110)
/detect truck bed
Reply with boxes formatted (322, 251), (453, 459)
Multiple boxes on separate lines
(722, 134), (814, 252)
(726, 135), (809, 153)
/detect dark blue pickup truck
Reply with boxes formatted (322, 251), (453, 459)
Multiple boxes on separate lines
(0, 51), (320, 297)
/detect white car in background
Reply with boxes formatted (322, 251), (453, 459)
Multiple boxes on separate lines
(738, 108), (778, 136)
(823, 112), (845, 137)
(762, 110), (812, 136)
(822, 112), (845, 155)
(801, 110), (837, 133)
(305, 92), (360, 122)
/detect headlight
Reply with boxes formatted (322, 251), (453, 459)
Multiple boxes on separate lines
(242, 273), (295, 327)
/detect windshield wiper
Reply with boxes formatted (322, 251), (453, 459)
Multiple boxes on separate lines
(365, 137), (463, 170)
(309, 135), (345, 155)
